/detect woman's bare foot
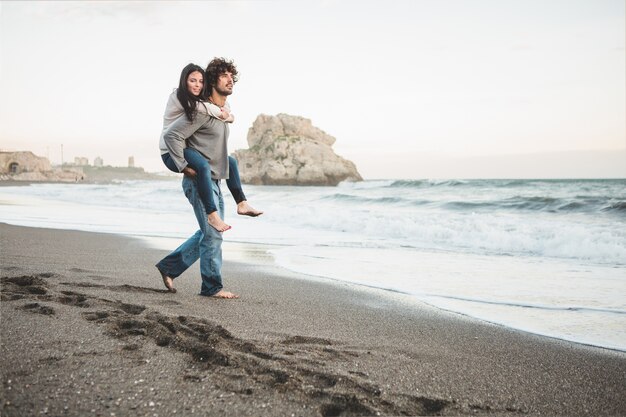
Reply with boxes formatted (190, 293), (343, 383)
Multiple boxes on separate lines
(212, 290), (239, 299)
(237, 201), (263, 217)
(157, 267), (176, 293)
(208, 211), (231, 232)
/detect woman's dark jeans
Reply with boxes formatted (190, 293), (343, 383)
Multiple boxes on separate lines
(161, 149), (246, 214)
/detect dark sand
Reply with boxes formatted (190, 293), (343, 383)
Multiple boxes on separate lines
(1, 223), (625, 416)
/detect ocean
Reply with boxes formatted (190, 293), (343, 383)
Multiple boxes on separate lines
(1, 178), (625, 351)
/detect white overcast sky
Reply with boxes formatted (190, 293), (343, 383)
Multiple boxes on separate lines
(1, 0), (624, 178)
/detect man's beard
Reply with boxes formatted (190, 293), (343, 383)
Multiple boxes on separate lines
(214, 85), (233, 96)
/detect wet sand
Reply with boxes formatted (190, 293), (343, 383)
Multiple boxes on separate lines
(1, 223), (625, 416)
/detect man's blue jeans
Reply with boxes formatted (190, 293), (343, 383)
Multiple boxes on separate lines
(156, 176), (224, 296)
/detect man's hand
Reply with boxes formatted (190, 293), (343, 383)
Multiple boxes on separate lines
(182, 167), (197, 178)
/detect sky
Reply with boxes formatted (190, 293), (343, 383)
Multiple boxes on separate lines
(1, 0), (624, 179)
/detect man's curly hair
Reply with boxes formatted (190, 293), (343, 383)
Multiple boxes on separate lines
(204, 57), (238, 95)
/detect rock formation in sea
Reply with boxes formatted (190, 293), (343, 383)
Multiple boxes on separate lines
(233, 114), (362, 186)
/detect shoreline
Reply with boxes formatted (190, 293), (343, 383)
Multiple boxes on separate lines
(8, 221), (626, 353)
(1, 223), (625, 416)
(0, 180), (624, 354)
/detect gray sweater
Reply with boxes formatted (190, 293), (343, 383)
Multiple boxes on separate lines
(159, 90), (232, 155)
(163, 111), (230, 180)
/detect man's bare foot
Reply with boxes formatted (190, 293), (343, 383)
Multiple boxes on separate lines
(208, 211), (231, 232)
(212, 290), (239, 299)
(157, 267), (176, 293)
(237, 201), (263, 217)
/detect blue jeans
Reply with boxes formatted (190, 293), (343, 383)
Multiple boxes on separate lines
(155, 176), (224, 296)
(226, 156), (246, 204)
(161, 150), (247, 214)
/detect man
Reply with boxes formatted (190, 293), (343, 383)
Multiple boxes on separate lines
(156, 57), (240, 299)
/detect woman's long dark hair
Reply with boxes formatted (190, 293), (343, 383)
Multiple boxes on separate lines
(177, 63), (206, 121)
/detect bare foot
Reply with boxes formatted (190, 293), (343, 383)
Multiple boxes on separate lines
(157, 267), (176, 293)
(208, 211), (231, 232)
(212, 290), (239, 299)
(237, 201), (263, 217)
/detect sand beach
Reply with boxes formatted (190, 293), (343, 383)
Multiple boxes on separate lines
(1, 223), (625, 416)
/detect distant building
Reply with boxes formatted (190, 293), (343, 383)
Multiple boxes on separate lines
(0, 151), (51, 174)
(74, 157), (89, 166)
(128, 156), (135, 168)
(93, 156), (103, 167)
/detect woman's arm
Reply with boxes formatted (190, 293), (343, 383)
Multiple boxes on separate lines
(200, 101), (234, 123)
(167, 91), (227, 122)
(221, 101), (234, 123)
(163, 112), (211, 172)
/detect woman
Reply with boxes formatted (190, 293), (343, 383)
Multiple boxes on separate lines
(159, 64), (262, 232)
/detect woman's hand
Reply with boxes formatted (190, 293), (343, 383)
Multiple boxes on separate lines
(182, 167), (197, 178)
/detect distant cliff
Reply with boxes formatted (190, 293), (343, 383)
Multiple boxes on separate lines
(233, 114), (362, 186)
(0, 151), (164, 183)
(0, 151), (81, 182)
